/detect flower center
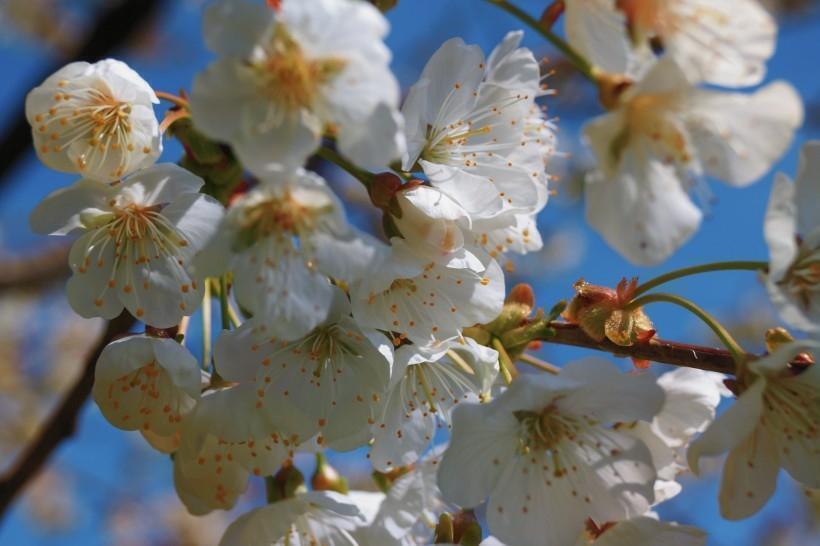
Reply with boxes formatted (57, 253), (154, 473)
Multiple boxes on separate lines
(612, 92), (690, 166)
(33, 84), (145, 178)
(515, 405), (584, 451)
(253, 25), (346, 114)
(781, 244), (820, 308)
(235, 193), (319, 250)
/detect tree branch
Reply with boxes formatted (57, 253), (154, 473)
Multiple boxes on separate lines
(0, 0), (166, 188)
(540, 322), (739, 374)
(0, 312), (135, 522)
(0, 245), (69, 292)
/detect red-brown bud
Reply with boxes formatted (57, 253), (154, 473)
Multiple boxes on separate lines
(368, 172), (404, 210)
(563, 277), (655, 347)
(507, 283), (536, 312)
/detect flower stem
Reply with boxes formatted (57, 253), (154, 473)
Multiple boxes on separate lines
(219, 276), (231, 331)
(632, 261), (768, 298)
(201, 281), (212, 371)
(491, 337), (519, 384)
(627, 293), (746, 365)
(316, 146), (373, 189)
(517, 353), (560, 375)
(155, 91), (189, 109)
(482, 0), (596, 82)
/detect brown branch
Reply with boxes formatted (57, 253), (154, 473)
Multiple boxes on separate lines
(0, 245), (69, 292)
(0, 312), (135, 521)
(530, 322), (740, 375)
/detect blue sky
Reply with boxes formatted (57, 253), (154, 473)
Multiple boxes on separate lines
(1, 0), (819, 544)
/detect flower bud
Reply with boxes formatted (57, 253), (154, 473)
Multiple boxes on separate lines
(563, 277), (655, 347)
(266, 463), (305, 503)
(310, 452), (349, 494)
(539, 1), (565, 29)
(368, 172), (404, 210)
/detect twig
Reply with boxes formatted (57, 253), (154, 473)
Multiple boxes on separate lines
(0, 246), (69, 292)
(0, 312), (135, 521)
(541, 322), (739, 374)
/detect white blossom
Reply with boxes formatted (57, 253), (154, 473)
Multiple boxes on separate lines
(191, 0), (403, 174)
(565, 0), (776, 88)
(764, 141), (820, 334)
(213, 289), (392, 450)
(350, 237), (505, 347)
(193, 169), (381, 341)
(26, 59), (161, 182)
(584, 58), (802, 264)
(369, 339), (499, 472)
(174, 385), (296, 515)
(438, 359), (664, 546)
(219, 490), (364, 546)
(688, 339), (820, 519)
(92, 334), (200, 440)
(402, 32), (553, 229)
(617, 368), (725, 504)
(30, 164), (224, 327)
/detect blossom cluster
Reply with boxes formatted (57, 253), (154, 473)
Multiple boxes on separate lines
(22, 0), (820, 545)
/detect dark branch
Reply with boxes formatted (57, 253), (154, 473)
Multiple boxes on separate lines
(0, 0), (166, 188)
(543, 322), (738, 374)
(0, 245), (69, 292)
(0, 312), (135, 522)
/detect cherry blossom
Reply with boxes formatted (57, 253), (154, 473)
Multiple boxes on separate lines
(577, 516), (706, 546)
(688, 339), (820, 519)
(213, 289), (392, 450)
(350, 237), (505, 347)
(565, 0), (776, 88)
(584, 58), (802, 264)
(764, 141), (820, 334)
(438, 358), (664, 546)
(402, 32), (552, 228)
(190, 0), (403, 174)
(368, 339), (499, 472)
(193, 169), (380, 341)
(174, 385), (296, 515)
(92, 334), (200, 439)
(30, 164), (224, 327)
(26, 59), (161, 182)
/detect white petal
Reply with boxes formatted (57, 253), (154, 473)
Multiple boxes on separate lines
(564, 0), (631, 75)
(585, 155), (702, 265)
(764, 173), (799, 281)
(795, 140), (820, 236)
(202, 0), (274, 58)
(29, 179), (114, 236)
(592, 517), (706, 546)
(687, 378), (766, 475)
(688, 81), (803, 187)
(718, 426), (780, 520)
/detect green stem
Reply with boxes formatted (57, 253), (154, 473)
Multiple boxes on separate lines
(483, 0), (596, 82)
(316, 146), (374, 188)
(219, 276), (231, 331)
(201, 281), (212, 372)
(627, 293), (746, 365)
(632, 261), (768, 298)
(491, 337), (518, 384)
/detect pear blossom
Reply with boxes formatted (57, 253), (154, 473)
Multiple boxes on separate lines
(402, 32), (552, 226)
(193, 169), (381, 341)
(369, 339), (499, 472)
(764, 141), (820, 334)
(617, 368), (725, 504)
(350, 237), (505, 347)
(354, 447), (446, 545)
(219, 490), (364, 545)
(576, 516), (706, 546)
(190, 0), (403, 174)
(26, 59), (161, 182)
(213, 289), (392, 450)
(438, 359), (664, 546)
(584, 58), (802, 264)
(688, 339), (820, 519)
(174, 385), (296, 515)
(30, 164), (224, 327)
(92, 334), (200, 439)
(565, 0), (776, 88)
